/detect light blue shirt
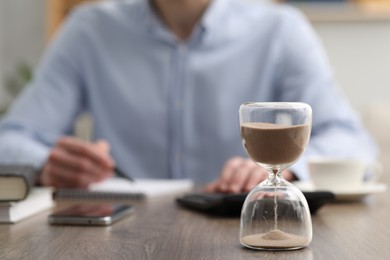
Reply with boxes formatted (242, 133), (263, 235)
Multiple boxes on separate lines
(0, 0), (377, 183)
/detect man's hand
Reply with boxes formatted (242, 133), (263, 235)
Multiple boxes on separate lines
(204, 157), (296, 193)
(39, 137), (114, 188)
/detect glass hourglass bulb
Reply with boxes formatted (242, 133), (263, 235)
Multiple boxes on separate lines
(239, 102), (312, 250)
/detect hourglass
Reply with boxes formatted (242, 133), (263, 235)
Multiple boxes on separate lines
(239, 102), (312, 250)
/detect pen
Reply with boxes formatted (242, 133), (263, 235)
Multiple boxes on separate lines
(113, 166), (134, 182)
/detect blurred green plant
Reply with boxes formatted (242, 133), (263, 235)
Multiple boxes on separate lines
(0, 63), (33, 115)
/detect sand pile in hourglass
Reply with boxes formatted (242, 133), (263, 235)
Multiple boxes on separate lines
(241, 122), (310, 165)
(240, 122), (311, 249)
(241, 230), (309, 249)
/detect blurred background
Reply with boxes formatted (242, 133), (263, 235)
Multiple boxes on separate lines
(0, 0), (389, 151)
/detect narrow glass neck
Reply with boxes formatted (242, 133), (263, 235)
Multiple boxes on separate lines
(267, 167), (284, 186)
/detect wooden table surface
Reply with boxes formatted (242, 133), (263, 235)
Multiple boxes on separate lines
(1, 152), (389, 260)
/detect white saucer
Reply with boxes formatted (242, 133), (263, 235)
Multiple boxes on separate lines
(292, 181), (387, 201)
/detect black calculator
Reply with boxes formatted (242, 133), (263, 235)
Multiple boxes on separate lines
(176, 191), (335, 216)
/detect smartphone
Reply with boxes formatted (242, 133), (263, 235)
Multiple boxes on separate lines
(48, 203), (134, 226)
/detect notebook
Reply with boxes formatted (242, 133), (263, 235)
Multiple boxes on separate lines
(54, 177), (194, 200)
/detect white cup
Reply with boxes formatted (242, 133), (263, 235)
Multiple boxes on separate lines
(308, 157), (382, 191)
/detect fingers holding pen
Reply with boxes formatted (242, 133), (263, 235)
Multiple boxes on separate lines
(40, 137), (115, 188)
(57, 137), (114, 170)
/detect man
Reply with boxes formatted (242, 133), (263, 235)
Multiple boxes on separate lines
(0, 0), (377, 193)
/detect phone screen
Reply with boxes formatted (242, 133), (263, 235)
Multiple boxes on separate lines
(48, 203), (134, 226)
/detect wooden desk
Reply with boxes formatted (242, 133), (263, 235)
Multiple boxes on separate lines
(1, 153), (389, 259)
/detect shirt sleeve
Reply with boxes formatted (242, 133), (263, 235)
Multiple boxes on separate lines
(0, 9), (89, 169)
(274, 7), (378, 180)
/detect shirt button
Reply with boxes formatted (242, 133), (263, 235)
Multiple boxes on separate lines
(178, 44), (187, 53)
(176, 100), (183, 109)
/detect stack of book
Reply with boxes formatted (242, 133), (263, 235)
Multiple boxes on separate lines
(0, 165), (54, 223)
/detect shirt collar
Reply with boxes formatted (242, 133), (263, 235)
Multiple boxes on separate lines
(140, 0), (231, 44)
(200, 0), (230, 33)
